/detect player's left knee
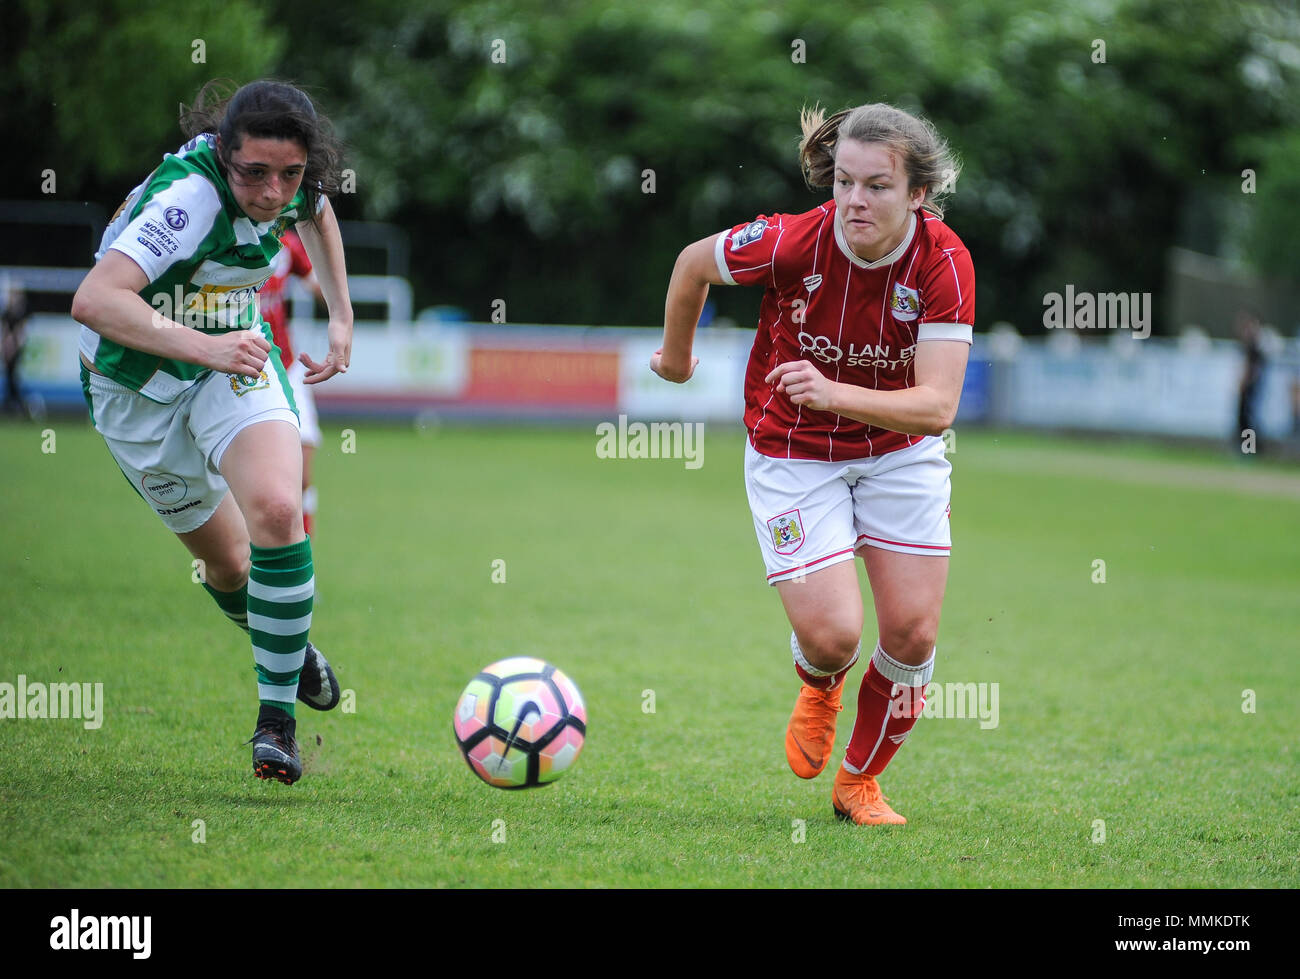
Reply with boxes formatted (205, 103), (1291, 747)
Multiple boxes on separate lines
(245, 494), (302, 545)
(880, 622), (937, 664)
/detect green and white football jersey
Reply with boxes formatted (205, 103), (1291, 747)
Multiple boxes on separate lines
(77, 133), (318, 403)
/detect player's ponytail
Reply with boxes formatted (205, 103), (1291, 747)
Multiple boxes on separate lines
(799, 102), (960, 219)
(180, 79), (345, 226)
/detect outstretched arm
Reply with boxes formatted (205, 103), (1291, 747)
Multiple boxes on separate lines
(295, 198), (353, 384)
(653, 234), (726, 383)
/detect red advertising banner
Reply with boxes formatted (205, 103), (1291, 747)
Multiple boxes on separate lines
(463, 347), (620, 408)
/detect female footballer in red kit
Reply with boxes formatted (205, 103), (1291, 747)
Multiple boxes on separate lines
(653, 103), (973, 825)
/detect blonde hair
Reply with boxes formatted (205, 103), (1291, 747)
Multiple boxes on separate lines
(799, 103), (960, 219)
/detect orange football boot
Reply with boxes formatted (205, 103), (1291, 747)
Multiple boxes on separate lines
(832, 766), (907, 825)
(785, 683), (843, 778)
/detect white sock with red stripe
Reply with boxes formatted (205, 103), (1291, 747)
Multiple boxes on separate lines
(791, 633), (860, 691)
(843, 642), (934, 775)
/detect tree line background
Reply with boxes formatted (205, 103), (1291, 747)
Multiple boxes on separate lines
(4, 0), (1299, 335)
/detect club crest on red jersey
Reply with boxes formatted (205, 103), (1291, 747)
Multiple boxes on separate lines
(731, 219), (768, 251)
(891, 283), (920, 321)
(768, 509), (805, 555)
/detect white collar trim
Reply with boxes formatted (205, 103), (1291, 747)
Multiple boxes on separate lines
(232, 216), (265, 245)
(834, 210), (917, 269)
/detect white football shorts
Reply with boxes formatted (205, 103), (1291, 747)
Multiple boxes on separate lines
(286, 359), (321, 448)
(82, 359), (300, 534)
(744, 436), (953, 585)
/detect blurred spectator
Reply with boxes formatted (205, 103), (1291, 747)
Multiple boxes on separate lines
(2, 283), (30, 418)
(1235, 309), (1264, 446)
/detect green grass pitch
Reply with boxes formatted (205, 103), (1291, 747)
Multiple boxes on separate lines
(1, 419), (1296, 887)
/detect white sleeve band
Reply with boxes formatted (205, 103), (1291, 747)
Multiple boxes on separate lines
(713, 231), (736, 286)
(917, 323), (973, 344)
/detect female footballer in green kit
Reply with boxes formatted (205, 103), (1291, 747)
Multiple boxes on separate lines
(72, 80), (353, 784)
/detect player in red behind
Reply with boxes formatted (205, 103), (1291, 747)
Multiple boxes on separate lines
(653, 103), (973, 825)
(259, 227), (324, 536)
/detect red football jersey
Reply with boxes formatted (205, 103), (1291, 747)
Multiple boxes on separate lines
(259, 228), (314, 369)
(717, 201), (974, 461)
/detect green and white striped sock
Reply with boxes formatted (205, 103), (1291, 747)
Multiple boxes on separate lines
(248, 539), (314, 717)
(203, 581), (249, 632)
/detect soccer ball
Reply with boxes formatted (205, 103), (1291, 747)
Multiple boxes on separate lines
(453, 657), (587, 789)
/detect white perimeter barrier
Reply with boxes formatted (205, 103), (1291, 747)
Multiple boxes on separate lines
(15, 316), (1298, 440)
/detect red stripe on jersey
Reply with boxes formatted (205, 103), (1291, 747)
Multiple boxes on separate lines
(721, 202), (974, 462)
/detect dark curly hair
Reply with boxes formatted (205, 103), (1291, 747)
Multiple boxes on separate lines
(180, 79), (345, 225)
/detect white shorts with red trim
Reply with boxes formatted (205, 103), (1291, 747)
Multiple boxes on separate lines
(743, 436), (952, 585)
